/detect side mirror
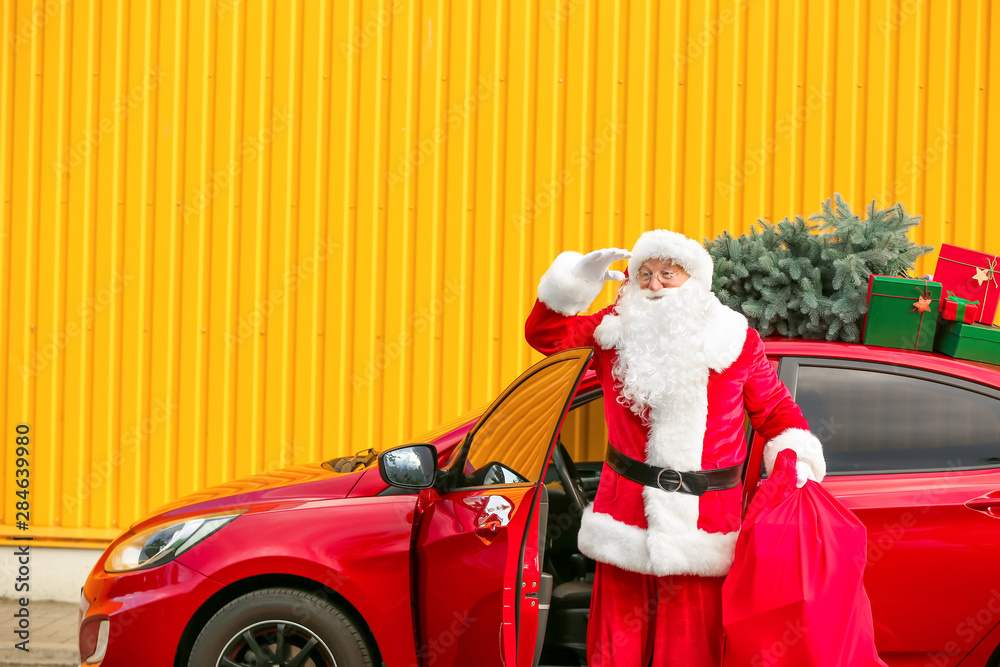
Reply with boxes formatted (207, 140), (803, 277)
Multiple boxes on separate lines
(378, 444), (438, 490)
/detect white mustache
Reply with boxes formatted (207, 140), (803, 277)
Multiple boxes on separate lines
(639, 288), (665, 299)
(639, 286), (682, 300)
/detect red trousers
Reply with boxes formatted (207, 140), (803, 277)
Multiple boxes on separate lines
(586, 562), (725, 667)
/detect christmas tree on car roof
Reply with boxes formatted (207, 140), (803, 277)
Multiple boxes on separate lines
(705, 193), (933, 343)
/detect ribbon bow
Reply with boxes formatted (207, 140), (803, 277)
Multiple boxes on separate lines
(973, 257), (999, 287)
(946, 291), (981, 306)
(911, 288), (934, 313)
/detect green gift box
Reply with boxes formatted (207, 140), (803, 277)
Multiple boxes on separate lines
(863, 275), (942, 351)
(935, 321), (1000, 364)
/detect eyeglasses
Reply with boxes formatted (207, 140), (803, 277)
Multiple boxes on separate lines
(637, 269), (682, 285)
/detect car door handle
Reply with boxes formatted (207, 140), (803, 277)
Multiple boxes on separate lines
(966, 497), (1000, 512)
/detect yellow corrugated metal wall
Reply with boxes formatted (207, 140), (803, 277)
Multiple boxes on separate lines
(2, 0), (999, 546)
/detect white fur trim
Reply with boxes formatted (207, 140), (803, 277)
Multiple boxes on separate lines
(645, 527), (739, 577)
(636, 327), (725, 575)
(578, 505), (738, 577)
(643, 342), (709, 470)
(702, 298), (749, 372)
(592, 314), (623, 350)
(537, 251), (605, 316)
(763, 427), (827, 482)
(628, 229), (714, 287)
(577, 507), (653, 574)
(584, 277), (748, 578)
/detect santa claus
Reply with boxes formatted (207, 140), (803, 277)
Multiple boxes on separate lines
(525, 230), (826, 666)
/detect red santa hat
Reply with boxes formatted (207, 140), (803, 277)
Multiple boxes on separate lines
(627, 229), (714, 287)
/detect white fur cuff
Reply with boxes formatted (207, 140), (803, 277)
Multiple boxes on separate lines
(645, 527), (739, 577)
(537, 251), (605, 316)
(763, 427), (827, 482)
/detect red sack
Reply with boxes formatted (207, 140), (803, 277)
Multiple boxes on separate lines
(722, 450), (886, 667)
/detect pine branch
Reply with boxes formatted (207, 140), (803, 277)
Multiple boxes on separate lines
(706, 193), (934, 343)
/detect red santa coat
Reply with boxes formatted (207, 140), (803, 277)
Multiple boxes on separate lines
(525, 248), (826, 578)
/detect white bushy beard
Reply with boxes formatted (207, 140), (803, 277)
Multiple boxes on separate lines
(609, 279), (713, 420)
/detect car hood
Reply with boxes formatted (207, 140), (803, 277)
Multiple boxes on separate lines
(131, 460), (372, 533)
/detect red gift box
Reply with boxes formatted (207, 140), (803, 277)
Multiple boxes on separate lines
(933, 244), (1000, 324)
(941, 292), (980, 323)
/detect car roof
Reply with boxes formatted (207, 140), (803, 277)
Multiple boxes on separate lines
(760, 336), (1000, 387)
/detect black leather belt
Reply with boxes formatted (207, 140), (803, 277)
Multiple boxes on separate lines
(605, 445), (741, 496)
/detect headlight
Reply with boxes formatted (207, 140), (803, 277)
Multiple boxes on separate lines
(105, 510), (244, 573)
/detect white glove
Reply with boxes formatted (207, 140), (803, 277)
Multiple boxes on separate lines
(795, 460), (817, 488)
(573, 248), (631, 283)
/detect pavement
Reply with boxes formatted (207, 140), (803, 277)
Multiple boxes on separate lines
(0, 599), (78, 666)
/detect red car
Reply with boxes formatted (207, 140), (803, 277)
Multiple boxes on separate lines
(79, 340), (1000, 667)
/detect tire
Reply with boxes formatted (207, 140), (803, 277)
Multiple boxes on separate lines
(188, 587), (375, 667)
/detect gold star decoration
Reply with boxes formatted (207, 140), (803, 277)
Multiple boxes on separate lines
(912, 295), (932, 313)
(974, 266), (992, 286)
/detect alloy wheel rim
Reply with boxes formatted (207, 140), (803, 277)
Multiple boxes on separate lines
(217, 619), (338, 667)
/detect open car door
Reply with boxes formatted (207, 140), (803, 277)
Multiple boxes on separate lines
(412, 348), (593, 667)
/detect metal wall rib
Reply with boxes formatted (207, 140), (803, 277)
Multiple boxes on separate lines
(1, 0), (997, 545)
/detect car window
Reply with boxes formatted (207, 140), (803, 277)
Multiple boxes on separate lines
(556, 392), (607, 463)
(791, 362), (1000, 474)
(454, 352), (590, 488)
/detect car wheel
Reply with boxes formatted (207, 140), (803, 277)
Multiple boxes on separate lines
(188, 587), (375, 667)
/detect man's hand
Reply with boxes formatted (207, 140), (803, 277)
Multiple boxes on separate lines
(795, 460), (817, 488)
(573, 248), (631, 283)
(535, 247), (631, 317)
